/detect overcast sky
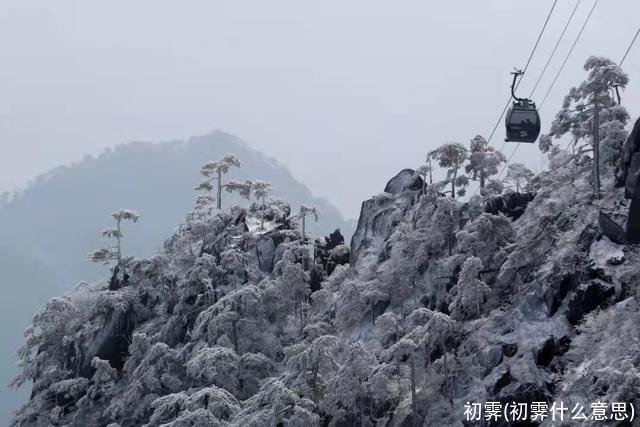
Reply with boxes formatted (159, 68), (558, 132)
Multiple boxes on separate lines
(1, 0), (638, 218)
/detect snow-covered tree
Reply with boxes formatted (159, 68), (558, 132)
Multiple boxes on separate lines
(416, 162), (432, 194)
(483, 178), (505, 196)
(89, 209), (139, 264)
(504, 163), (534, 192)
(245, 180), (272, 230)
(448, 256), (492, 320)
(465, 135), (506, 189)
(224, 179), (253, 200)
(197, 153), (241, 211)
(428, 143), (468, 198)
(297, 205), (319, 242)
(540, 56), (629, 189)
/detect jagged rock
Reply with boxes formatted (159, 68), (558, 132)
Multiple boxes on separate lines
(350, 170), (420, 264)
(383, 168), (423, 195)
(485, 346), (504, 372)
(80, 307), (134, 377)
(598, 211), (626, 244)
(324, 229), (344, 250)
(617, 116), (640, 196)
(544, 273), (581, 317)
(627, 184), (640, 243)
(309, 264), (324, 293)
(483, 191), (535, 220)
(566, 281), (615, 325)
(231, 207), (247, 225)
(256, 237), (276, 272)
(536, 336), (571, 368)
(327, 244), (350, 275)
(502, 343), (518, 358)
(314, 229), (345, 268)
(577, 224), (600, 251)
(109, 264), (129, 291)
(617, 117), (640, 242)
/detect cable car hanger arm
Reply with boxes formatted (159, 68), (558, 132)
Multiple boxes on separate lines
(510, 69), (526, 102)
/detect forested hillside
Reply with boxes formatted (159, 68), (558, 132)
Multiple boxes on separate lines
(11, 57), (640, 426)
(0, 130), (351, 423)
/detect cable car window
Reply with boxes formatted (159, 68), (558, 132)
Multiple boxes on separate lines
(510, 111), (536, 125)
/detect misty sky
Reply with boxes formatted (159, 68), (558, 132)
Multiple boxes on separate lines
(1, 0), (638, 218)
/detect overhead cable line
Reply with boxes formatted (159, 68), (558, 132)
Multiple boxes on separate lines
(619, 25), (640, 66)
(529, 0), (583, 99)
(539, 0), (599, 109)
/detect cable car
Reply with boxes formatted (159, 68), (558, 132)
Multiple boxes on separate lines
(505, 100), (541, 143)
(505, 70), (541, 143)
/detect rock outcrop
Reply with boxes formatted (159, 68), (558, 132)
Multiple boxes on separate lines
(617, 117), (640, 242)
(350, 169), (422, 264)
(483, 191), (535, 220)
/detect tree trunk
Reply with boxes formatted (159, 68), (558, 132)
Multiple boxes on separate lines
(410, 352), (418, 427)
(451, 169), (457, 199)
(217, 169), (222, 210)
(474, 282), (480, 319)
(260, 194), (266, 230)
(441, 337), (451, 403)
(593, 91), (601, 200)
(370, 300), (375, 325)
(116, 218), (122, 263)
(479, 170), (485, 189)
(301, 213), (306, 242)
(232, 319), (239, 354)
(447, 212), (453, 256)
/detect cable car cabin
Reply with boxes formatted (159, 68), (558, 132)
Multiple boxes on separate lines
(505, 100), (541, 143)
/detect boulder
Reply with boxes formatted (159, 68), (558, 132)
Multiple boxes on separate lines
(565, 281), (615, 325)
(109, 264), (129, 291)
(327, 245), (350, 275)
(256, 237), (276, 272)
(383, 168), (423, 195)
(598, 211), (626, 244)
(483, 191), (535, 220)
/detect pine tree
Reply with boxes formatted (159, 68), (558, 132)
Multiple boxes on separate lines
(465, 135), (506, 190)
(198, 153), (241, 211)
(449, 256), (492, 320)
(505, 163), (534, 192)
(428, 143), (468, 198)
(89, 209), (139, 264)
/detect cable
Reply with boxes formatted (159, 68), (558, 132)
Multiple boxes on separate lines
(497, 143), (522, 180)
(529, 0), (582, 99)
(539, 0), (599, 109)
(619, 26), (640, 66)
(486, 0), (559, 148)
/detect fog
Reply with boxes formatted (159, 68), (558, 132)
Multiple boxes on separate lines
(1, 0), (638, 218)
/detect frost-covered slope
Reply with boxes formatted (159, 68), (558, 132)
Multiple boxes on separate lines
(0, 130), (351, 424)
(11, 134), (640, 426)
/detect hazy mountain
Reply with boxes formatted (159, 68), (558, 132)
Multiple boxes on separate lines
(0, 130), (352, 423)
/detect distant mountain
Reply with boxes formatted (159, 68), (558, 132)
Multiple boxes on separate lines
(0, 130), (352, 423)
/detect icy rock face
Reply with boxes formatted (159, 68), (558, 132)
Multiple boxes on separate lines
(617, 116), (640, 197)
(618, 117), (640, 242)
(350, 169), (421, 265)
(256, 234), (277, 272)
